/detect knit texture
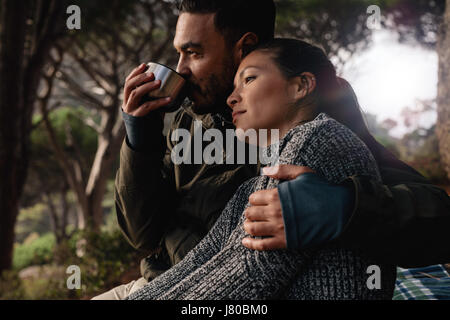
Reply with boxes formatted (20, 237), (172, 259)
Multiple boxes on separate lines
(127, 113), (396, 300)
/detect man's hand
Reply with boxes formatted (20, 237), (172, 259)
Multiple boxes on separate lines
(242, 165), (315, 251)
(122, 63), (172, 117)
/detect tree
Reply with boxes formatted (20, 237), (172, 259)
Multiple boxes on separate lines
(0, 0), (68, 273)
(275, 0), (377, 70)
(436, 0), (450, 180)
(39, 0), (178, 231)
(382, 0), (449, 180)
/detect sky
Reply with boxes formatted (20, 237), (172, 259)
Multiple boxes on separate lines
(341, 29), (438, 138)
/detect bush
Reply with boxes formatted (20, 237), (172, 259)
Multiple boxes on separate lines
(7, 228), (141, 299)
(13, 233), (56, 270)
(66, 229), (141, 297)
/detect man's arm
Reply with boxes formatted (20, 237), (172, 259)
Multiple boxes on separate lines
(115, 63), (177, 252)
(244, 164), (450, 268)
(115, 112), (177, 252)
(338, 168), (450, 268)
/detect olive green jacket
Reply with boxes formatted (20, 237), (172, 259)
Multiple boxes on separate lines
(115, 105), (259, 280)
(115, 106), (450, 281)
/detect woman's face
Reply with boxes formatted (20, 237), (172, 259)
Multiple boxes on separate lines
(227, 50), (301, 140)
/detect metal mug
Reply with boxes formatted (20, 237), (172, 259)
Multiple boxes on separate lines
(142, 62), (187, 113)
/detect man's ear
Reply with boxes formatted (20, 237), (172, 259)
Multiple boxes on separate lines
(291, 72), (316, 100)
(233, 32), (259, 64)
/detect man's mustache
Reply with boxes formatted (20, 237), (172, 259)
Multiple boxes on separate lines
(184, 79), (202, 95)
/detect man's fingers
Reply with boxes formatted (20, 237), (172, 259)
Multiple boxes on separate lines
(262, 164), (315, 180)
(244, 206), (267, 221)
(133, 97), (172, 116)
(127, 72), (155, 92)
(243, 220), (283, 237)
(242, 237), (286, 251)
(125, 63), (147, 82)
(128, 80), (162, 106)
(248, 189), (278, 206)
(124, 72), (155, 103)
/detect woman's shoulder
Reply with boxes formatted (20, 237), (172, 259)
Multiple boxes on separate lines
(282, 112), (364, 155)
(307, 113), (354, 135)
(285, 113), (381, 183)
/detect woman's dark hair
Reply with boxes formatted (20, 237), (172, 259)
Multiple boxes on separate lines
(249, 38), (413, 170)
(178, 0), (276, 46)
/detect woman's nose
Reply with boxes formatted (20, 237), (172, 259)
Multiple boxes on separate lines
(227, 90), (240, 109)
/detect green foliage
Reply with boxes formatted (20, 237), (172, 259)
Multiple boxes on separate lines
(13, 233), (56, 271)
(66, 229), (140, 296)
(32, 106), (98, 159)
(400, 126), (448, 183)
(0, 270), (26, 300)
(3, 228), (140, 299)
(15, 203), (51, 243)
(275, 0), (380, 68)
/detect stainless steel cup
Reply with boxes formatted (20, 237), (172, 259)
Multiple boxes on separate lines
(143, 62), (186, 113)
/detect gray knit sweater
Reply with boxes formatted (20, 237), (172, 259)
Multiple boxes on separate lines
(128, 113), (396, 300)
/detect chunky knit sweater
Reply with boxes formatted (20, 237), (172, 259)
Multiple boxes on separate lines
(128, 113), (396, 300)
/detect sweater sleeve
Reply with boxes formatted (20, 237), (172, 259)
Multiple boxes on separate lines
(127, 179), (256, 300)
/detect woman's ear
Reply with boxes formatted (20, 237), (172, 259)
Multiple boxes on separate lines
(292, 72), (316, 100)
(233, 32), (259, 64)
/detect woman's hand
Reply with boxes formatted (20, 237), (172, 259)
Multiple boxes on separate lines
(242, 165), (315, 251)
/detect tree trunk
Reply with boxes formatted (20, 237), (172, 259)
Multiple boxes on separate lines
(0, 0), (65, 273)
(437, 0), (450, 180)
(84, 109), (125, 231)
(0, 0), (30, 273)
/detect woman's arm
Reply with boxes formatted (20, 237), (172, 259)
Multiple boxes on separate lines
(127, 180), (256, 300)
(156, 227), (311, 300)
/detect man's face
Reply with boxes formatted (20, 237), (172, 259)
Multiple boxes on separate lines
(174, 13), (237, 114)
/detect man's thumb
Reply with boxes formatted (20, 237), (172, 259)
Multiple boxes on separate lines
(262, 165), (315, 180)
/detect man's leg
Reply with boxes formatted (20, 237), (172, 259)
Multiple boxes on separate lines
(91, 277), (148, 300)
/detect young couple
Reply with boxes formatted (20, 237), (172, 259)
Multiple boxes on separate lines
(93, 0), (450, 300)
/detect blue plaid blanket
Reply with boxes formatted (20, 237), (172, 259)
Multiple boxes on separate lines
(393, 264), (450, 300)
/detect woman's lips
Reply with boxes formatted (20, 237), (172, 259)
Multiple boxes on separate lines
(232, 110), (246, 122)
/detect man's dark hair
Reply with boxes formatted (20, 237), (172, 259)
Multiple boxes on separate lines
(178, 0), (276, 47)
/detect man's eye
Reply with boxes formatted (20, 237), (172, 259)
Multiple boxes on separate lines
(187, 50), (198, 56)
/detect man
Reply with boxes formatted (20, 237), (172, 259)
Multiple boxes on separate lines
(93, 0), (450, 300)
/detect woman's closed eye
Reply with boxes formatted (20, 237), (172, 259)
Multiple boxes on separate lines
(244, 76), (256, 85)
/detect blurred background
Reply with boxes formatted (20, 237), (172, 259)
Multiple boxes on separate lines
(0, 0), (448, 299)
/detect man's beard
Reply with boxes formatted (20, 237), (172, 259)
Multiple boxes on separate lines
(187, 58), (236, 115)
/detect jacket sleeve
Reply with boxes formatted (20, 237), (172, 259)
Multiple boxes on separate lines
(337, 167), (450, 268)
(114, 112), (177, 252)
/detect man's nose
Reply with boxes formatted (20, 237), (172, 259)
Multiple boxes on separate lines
(176, 57), (191, 79)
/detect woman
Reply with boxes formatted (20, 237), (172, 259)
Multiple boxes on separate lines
(127, 38), (396, 300)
